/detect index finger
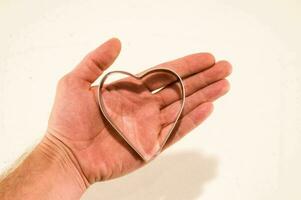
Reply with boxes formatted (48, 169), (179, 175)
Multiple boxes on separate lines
(141, 53), (215, 91)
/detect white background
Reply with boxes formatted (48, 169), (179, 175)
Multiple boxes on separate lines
(0, 0), (300, 199)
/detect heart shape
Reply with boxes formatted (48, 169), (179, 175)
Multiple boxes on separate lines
(97, 68), (185, 161)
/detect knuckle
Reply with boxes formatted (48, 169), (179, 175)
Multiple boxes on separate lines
(57, 73), (75, 88)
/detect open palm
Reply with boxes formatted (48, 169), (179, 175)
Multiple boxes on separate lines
(47, 38), (231, 184)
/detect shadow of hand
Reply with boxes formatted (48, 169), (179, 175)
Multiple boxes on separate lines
(82, 151), (218, 200)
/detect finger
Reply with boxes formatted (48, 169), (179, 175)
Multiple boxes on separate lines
(160, 79), (230, 126)
(156, 60), (232, 108)
(141, 53), (215, 90)
(71, 38), (121, 83)
(160, 102), (214, 150)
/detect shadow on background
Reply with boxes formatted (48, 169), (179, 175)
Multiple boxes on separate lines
(82, 151), (218, 200)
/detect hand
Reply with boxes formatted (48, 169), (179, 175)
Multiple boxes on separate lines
(46, 38), (232, 184)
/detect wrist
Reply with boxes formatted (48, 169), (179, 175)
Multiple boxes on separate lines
(0, 134), (89, 200)
(36, 134), (90, 198)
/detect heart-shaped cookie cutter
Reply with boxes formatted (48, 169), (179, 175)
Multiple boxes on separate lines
(98, 68), (185, 161)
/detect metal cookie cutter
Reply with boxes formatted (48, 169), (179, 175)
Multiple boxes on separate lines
(98, 67), (185, 161)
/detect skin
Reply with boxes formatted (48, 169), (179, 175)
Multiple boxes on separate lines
(0, 38), (232, 200)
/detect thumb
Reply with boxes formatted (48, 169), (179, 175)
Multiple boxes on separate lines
(71, 38), (121, 83)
